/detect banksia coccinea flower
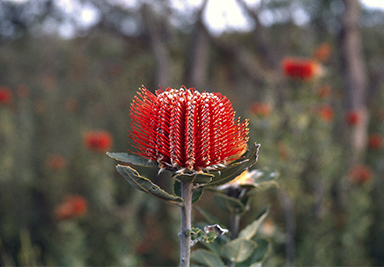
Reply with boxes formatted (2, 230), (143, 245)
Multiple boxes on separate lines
(84, 130), (113, 152)
(129, 86), (249, 173)
(282, 57), (322, 80)
(55, 195), (87, 220)
(0, 86), (13, 105)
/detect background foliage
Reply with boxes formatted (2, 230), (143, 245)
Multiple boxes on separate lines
(1, 0), (384, 266)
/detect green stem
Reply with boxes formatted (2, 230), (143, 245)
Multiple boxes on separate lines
(228, 213), (241, 267)
(180, 181), (193, 267)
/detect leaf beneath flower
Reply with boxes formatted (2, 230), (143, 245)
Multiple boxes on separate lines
(116, 165), (183, 205)
(206, 143), (260, 187)
(106, 152), (158, 168)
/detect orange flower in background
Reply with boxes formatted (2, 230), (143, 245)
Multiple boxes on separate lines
(16, 84), (30, 98)
(317, 85), (331, 99)
(46, 154), (67, 170)
(84, 130), (113, 152)
(220, 170), (255, 188)
(0, 86), (13, 104)
(313, 43), (332, 62)
(282, 57), (321, 80)
(129, 86), (249, 172)
(344, 110), (362, 126)
(249, 102), (272, 117)
(368, 133), (383, 149)
(348, 164), (373, 184)
(55, 195), (88, 220)
(319, 105), (334, 122)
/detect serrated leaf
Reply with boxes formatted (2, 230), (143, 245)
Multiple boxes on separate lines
(214, 193), (246, 214)
(106, 152), (158, 167)
(116, 165), (183, 205)
(221, 238), (257, 263)
(205, 143), (260, 187)
(173, 180), (204, 204)
(173, 172), (214, 183)
(191, 249), (225, 267)
(238, 206), (269, 240)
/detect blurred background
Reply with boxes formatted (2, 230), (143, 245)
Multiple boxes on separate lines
(1, 0), (384, 266)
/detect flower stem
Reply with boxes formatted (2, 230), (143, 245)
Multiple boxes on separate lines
(180, 181), (193, 267)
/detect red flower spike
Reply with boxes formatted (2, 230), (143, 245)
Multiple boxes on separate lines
(348, 164), (373, 185)
(368, 133), (383, 149)
(318, 105), (334, 122)
(84, 130), (113, 152)
(344, 110), (362, 126)
(55, 195), (87, 220)
(129, 86), (249, 173)
(0, 86), (13, 104)
(282, 57), (321, 80)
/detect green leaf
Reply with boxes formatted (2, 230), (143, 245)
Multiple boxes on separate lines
(200, 235), (230, 256)
(214, 193), (246, 214)
(196, 207), (227, 228)
(237, 238), (270, 266)
(206, 143), (260, 187)
(238, 206), (269, 240)
(173, 172), (214, 184)
(116, 165), (183, 205)
(106, 152), (158, 168)
(221, 238), (257, 263)
(173, 180), (204, 204)
(191, 249), (225, 267)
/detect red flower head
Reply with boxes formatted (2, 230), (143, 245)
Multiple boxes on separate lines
(129, 86), (249, 173)
(368, 133), (383, 150)
(46, 154), (67, 170)
(282, 57), (321, 80)
(84, 130), (113, 152)
(313, 43), (332, 62)
(317, 85), (331, 99)
(348, 164), (373, 185)
(318, 105), (334, 122)
(344, 110), (362, 126)
(0, 86), (13, 104)
(249, 102), (272, 117)
(55, 195), (88, 220)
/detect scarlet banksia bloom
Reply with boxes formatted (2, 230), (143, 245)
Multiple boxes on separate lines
(0, 86), (13, 104)
(318, 105), (334, 122)
(282, 57), (321, 80)
(368, 133), (383, 149)
(348, 164), (373, 184)
(55, 195), (87, 220)
(84, 130), (113, 152)
(344, 110), (362, 126)
(129, 86), (249, 173)
(46, 154), (67, 170)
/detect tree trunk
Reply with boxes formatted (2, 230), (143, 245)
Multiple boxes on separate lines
(339, 0), (368, 163)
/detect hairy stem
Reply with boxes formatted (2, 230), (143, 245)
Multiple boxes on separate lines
(180, 181), (193, 267)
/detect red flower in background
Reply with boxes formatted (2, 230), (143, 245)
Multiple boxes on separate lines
(249, 102), (272, 117)
(317, 85), (331, 99)
(348, 164), (373, 184)
(318, 105), (334, 122)
(282, 57), (321, 80)
(129, 86), (249, 173)
(344, 110), (362, 126)
(46, 154), (67, 170)
(368, 133), (383, 149)
(84, 130), (113, 152)
(0, 86), (13, 104)
(313, 43), (332, 62)
(55, 195), (88, 220)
